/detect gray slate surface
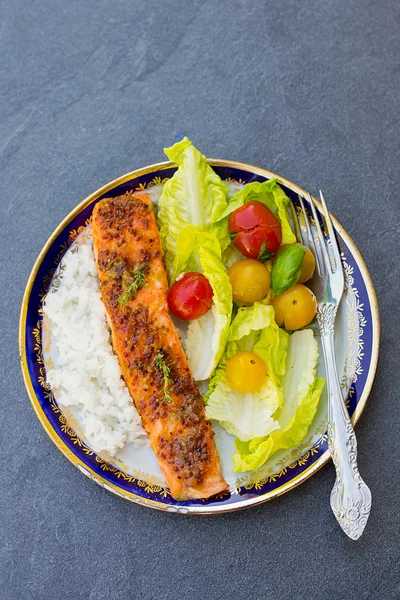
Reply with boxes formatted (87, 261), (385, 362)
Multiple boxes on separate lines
(1, 0), (399, 598)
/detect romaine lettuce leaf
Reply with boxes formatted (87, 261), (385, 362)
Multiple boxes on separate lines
(206, 302), (289, 441)
(253, 324), (289, 407)
(204, 377), (280, 442)
(158, 137), (229, 274)
(172, 226), (219, 282)
(228, 302), (276, 343)
(174, 227), (232, 381)
(221, 244), (244, 269)
(232, 329), (325, 472)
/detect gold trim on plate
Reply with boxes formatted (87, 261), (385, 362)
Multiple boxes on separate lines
(18, 159), (380, 514)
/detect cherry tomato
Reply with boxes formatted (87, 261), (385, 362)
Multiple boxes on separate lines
(228, 201), (282, 260)
(225, 351), (267, 394)
(273, 243), (316, 283)
(168, 272), (213, 320)
(228, 259), (271, 304)
(271, 283), (317, 330)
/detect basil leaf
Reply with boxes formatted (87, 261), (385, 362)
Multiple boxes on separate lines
(271, 245), (306, 295)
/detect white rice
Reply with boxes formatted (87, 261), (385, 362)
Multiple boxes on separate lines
(43, 229), (146, 456)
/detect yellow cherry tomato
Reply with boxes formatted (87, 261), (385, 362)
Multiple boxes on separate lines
(225, 351), (267, 394)
(271, 283), (317, 330)
(228, 259), (271, 304)
(273, 243), (316, 283)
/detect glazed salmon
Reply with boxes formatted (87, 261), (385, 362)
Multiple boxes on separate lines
(92, 194), (228, 500)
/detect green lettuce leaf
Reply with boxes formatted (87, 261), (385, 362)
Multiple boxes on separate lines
(172, 226), (220, 282)
(228, 302), (276, 343)
(208, 221), (232, 254)
(204, 377), (280, 442)
(232, 329), (325, 472)
(174, 226), (232, 381)
(206, 303), (289, 441)
(221, 244), (244, 269)
(158, 138), (229, 274)
(253, 323), (289, 407)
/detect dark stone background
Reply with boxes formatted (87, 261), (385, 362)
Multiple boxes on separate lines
(1, 1), (399, 598)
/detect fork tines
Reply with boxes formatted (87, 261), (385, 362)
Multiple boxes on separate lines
(294, 191), (345, 293)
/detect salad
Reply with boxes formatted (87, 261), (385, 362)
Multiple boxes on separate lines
(158, 137), (325, 473)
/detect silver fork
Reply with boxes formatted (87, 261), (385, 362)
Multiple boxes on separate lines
(293, 190), (372, 540)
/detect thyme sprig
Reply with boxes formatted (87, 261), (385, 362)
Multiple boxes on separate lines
(155, 350), (174, 404)
(117, 266), (147, 306)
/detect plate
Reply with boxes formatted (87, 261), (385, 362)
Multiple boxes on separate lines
(19, 160), (380, 513)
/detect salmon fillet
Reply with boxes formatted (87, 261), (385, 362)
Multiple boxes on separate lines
(92, 194), (228, 501)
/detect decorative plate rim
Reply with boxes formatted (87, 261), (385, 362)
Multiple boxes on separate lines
(19, 159), (380, 514)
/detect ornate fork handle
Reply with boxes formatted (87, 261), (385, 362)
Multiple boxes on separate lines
(317, 303), (372, 540)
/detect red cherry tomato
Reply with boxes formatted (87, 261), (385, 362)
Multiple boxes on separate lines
(228, 201), (282, 260)
(167, 272), (214, 320)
